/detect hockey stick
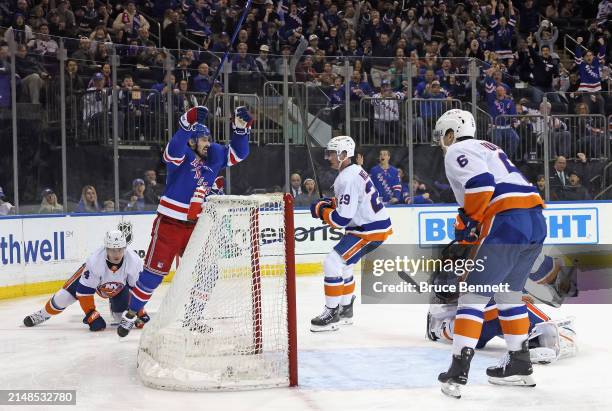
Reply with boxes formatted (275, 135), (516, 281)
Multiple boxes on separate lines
(201, 0), (254, 107)
(289, 37), (324, 199)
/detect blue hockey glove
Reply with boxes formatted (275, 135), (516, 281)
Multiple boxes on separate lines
(233, 106), (253, 131)
(83, 310), (106, 332)
(310, 197), (337, 219)
(454, 208), (480, 243)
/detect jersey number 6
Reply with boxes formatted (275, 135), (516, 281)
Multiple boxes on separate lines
(365, 181), (383, 213)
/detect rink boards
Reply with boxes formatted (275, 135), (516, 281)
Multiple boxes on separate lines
(0, 201), (609, 299)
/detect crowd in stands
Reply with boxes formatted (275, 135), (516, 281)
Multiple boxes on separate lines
(1, 0), (612, 209)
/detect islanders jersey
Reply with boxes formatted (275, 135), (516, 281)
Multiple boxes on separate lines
(159, 127), (249, 221)
(322, 164), (393, 241)
(76, 247), (143, 299)
(444, 138), (544, 225)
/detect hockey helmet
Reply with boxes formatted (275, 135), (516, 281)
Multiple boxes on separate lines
(192, 123), (211, 140)
(325, 135), (355, 160)
(432, 109), (476, 149)
(105, 230), (127, 249)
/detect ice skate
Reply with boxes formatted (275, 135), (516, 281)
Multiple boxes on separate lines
(339, 295), (356, 325)
(487, 340), (536, 387)
(438, 347), (475, 399)
(23, 310), (51, 327)
(310, 306), (340, 332)
(117, 311), (137, 337)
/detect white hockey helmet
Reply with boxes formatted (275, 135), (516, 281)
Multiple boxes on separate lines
(432, 109), (476, 149)
(325, 135), (355, 159)
(105, 230), (127, 249)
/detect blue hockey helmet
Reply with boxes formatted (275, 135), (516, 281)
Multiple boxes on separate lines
(192, 123), (211, 139)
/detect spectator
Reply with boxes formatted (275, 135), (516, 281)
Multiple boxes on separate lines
(348, 70), (372, 101)
(89, 25), (112, 46)
(0, 186), (15, 215)
(371, 79), (405, 144)
(4, 13), (33, 47)
(550, 156), (570, 193)
(255, 45), (272, 75)
(161, 9), (185, 50)
(52, 0), (76, 37)
(517, 0), (540, 35)
(39, 188), (64, 214)
(289, 173), (302, 198)
(466, 39), (485, 61)
(112, 1), (150, 43)
(296, 55), (317, 82)
(488, 84), (519, 157)
(0, 45), (12, 108)
(124, 178), (147, 211)
(192, 63), (212, 94)
(175, 79), (199, 112)
(371, 31), (399, 88)
(527, 35), (560, 104)
(575, 37), (606, 115)
(75, 185), (100, 213)
(232, 42), (258, 73)
(489, 0), (516, 61)
(398, 170), (433, 205)
(420, 80), (450, 139)
(28, 5), (47, 32)
(65, 58), (85, 96)
(76, 0), (99, 37)
(92, 43), (110, 65)
(143, 169), (164, 205)
(535, 175), (548, 200)
(574, 102), (606, 158)
(294, 178), (318, 207)
(27, 23), (59, 57)
(534, 20), (559, 60)
(15, 44), (50, 104)
(561, 171), (591, 200)
(329, 76), (346, 129)
(82, 72), (112, 129)
(185, 0), (213, 44)
(71, 37), (94, 68)
(318, 62), (336, 87)
(102, 200), (115, 212)
(414, 69), (436, 98)
(370, 149), (401, 205)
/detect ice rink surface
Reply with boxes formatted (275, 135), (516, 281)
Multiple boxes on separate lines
(1, 275), (611, 411)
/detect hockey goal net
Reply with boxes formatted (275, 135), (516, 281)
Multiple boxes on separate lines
(137, 193), (297, 390)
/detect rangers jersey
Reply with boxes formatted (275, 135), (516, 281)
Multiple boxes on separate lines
(76, 247), (143, 299)
(575, 45), (606, 92)
(444, 138), (544, 224)
(322, 164), (393, 241)
(370, 164), (401, 203)
(159, 127), (249, 221)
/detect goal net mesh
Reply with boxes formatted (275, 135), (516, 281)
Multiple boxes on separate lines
(137, 194), (291, 390)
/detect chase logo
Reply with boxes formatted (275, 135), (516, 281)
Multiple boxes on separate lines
(418, 207), (599, 245)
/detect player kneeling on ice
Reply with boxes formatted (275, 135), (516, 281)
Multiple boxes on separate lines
(309, 136), (393, 332)
(432, 110), (547, 398)
(23, 230), (149, 331)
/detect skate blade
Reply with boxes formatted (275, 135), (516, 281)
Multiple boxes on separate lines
(310, 323), (340, 332)
(339, 317), (353, 326)
(440, 382), (462, 399)
(488, 374), (536, 387)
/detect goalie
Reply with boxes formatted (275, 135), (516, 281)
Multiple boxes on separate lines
(23, 230), (148, 332)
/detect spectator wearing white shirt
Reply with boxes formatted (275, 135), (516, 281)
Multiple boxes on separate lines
(371, 79), (405, 144)
(0, 186), (14, 216)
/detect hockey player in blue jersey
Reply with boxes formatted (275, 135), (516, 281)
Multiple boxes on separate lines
(117, 105), (252, 337)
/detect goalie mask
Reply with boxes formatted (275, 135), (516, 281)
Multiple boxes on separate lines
(432, 109), (476, 151)
(325, 135), (355, 170)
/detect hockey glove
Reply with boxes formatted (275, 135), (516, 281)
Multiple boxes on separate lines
(187, 185), (211, 221)
(454, 208), (480, 243)
(135, 309), (150, 329)
(310, 197), (337, 220)
(233, 106), (253, 133)
(83, 309), (106, 332)
(180, 106), (209, 130)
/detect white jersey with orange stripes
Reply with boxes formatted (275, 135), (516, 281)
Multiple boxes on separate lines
(76, 247), (143, 299)
(322, 164), (393, 241)
(444, 138), (544, 224)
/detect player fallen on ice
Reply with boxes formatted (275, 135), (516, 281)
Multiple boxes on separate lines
(116, 105), (252, 337)
(23, 230), (148, 332)
(432, 109), (546, 398)
(309, 136), (393, 332)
